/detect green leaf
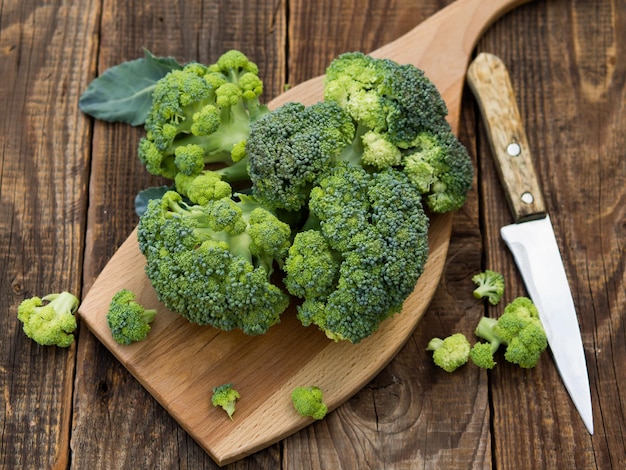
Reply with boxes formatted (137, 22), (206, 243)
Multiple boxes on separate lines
(79, 49), (182, 126)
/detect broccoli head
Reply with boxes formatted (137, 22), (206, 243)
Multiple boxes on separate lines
(323, 52), (473, 213)
(211, 383), (240, 420)
(106, 289), (157, 345)
(138, 50), (268, 181)
(247, 101), (355, 211)
(473, 297), (548, 368)
(471, 269), (505, 305)
(283, 162), (430, 343)
(137, 190), (291, 335)
(17, 291), (79, 347)
(427, 333), (472, 372)
(291, 386), (328, 420)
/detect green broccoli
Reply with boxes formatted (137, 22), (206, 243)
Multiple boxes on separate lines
(472, 269), (505, 305)
(247, 100), (355, 211)
(106, 289), (157, 345)
(283, 162), (430, 343)
(472, 297), (548, 369)
(211, 383), (240, 420)
(323, 52), (474, 213)
(138, 50), (268, 186)
(426, 333), (472, 372)
(137, 190), (291, 335)
(291, 386), (328, 420)
(17, 291), (79, 347)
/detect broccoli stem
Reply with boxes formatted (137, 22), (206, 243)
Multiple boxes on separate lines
(474, 317), (503, 354)
(44, 291), (80, 316)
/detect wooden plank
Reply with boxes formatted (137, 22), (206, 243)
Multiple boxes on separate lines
(71, 0), (286, 468)
(474, 0), (626, 467)
(0, 0), (100, 468)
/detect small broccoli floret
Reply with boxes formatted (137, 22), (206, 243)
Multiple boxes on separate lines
(247, 101), (355, 211)
(473, 297), (548, 368)
(137, 190), (291, 335)
(472, 269), (505, 305)
(138, 50), (268, 182)
(211, 383), (240, 420)
(17, 292), (79, 347)
(106, 289), (157, 345)
(284, 163), (430, 343)
(427, 333), (472, 372)
(291, 386), (328, 420)
(469, 342), (497, 369)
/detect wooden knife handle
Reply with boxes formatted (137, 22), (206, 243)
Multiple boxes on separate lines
(467, 52), (546, 222)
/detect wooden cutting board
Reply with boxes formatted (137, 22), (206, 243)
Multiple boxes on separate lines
(78, 0), (533, 465)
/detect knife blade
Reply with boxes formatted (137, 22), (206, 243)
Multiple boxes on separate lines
(466, 52), (593, 434)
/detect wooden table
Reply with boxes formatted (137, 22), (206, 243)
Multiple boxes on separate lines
(1, 0), (624, 468)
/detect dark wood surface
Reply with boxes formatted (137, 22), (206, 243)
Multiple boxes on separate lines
(1, 0), (624, 468)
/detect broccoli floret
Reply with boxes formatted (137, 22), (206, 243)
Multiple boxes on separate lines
(323, 52), (473, 213)
(106, 289), (157, 345)
(137, 190), (291, 335)
(291, 386), (328, 420)
(472, 297), (548, 369)
(138, 50), (268, 182)
(246, 101), (355, 211)
(283, 163), (430, 343)
(472, 269), (505, 305)
(211, 383), (240, 420)
(402, 127), (474, 213)
(426, 333), (472, 372)
(469, 342), (497, 369)
(17, 291), (79, 347)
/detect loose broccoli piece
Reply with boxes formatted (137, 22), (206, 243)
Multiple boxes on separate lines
(469, 342), (497, 369)
(17, 291), (79, 347)
(283, 162), (430, 343)
(323, 52), (473, 213)
(473, 297), (548, 369)
(291, 386), (328, 420)
(426, 333), (472, 372)
(211, 383), (240, 420)
(106, 289), (157, 345)
(138, 50), (268, 182)
(137, 190), (291, 335)
(472, 269), (505, 305)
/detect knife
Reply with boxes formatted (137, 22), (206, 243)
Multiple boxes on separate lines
(466, 52), (593, 435)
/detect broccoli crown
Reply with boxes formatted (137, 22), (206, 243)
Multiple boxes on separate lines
(324, 51), (447, 147)
(471, 269), (505, 305)
(211, 383), (240, 420)
(17, 292), (79, 347)
(138, 50), (268, 180)
(427, 333), (471, 372)
(283, 162), (430, 343)
(106, 289), (157, 345)
(247, 101), (355, 211)
(137, 191), (291, 335)
(323, 52), (474, 213)
(474, 297), (548, 368)
(291, 386), (328, 420)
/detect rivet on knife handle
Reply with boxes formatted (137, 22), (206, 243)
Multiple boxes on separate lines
(467, 52), (546, 223)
